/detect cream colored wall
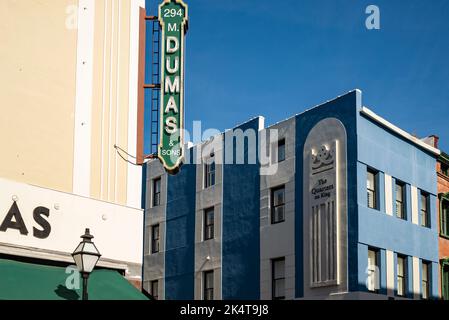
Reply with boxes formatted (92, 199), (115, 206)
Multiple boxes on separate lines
(0, 0), (143, 207)
(0, 0), (78, 193)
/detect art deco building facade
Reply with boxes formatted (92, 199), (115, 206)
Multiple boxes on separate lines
(0, 0), (147, 299)
(143, 90), (441, 300)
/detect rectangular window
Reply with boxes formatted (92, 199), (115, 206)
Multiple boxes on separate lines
(277, 139), (286, 163)
(443, 263), (449, 300)
(421, 192), (430, 228)
(151, 280), (159, 300)
(204, 161), (216, 188)
(204, 207), (214, 241)
(151, 224), (160, 254)
(367, 248), (380, 292)
(442, 200), (449, 237)
(203, 270), (214, 300)
(271, 186), (285, 224)
(152, 177), (161, 207)
(422, 261), (430, 300)
(272, 258), (285, 300)
(396, 181), (406, 220)
(397, 255), (407, 297)
(367, 169), (378, 209)
(442, 163), (449, 176)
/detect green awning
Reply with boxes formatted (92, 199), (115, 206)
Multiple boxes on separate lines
(0, 258), (148, 300)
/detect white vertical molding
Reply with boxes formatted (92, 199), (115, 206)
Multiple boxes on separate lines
(114, 1), (122, 202)
(73, 0), (95, 196)
(386, 250), (394, 296)
(100, 0), (109, 199)
(126, 0), (144, 208)
(412, 257), (420, 299)
(107, 0), (116, 201)
(411, 186), (419, 225)
(385, 174), (393, 216)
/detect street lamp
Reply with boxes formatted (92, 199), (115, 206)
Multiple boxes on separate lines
(71, 228), (101, 300)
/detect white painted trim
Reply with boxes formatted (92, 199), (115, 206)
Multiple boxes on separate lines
(114, 2), (122, 202)
(73, 0), (95, 196)
(100, 0), (109, 200)
(107, 0), (116, 201)
(385, 174), (393, 216)
(412, 257), (420, 299)
(360, 107), (441, 156)
(126, 0), (144, 208)
(411, 186), (419, 225)
(386, 250), (394, 296)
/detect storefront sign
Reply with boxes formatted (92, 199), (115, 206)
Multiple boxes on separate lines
(158, 0), (188, 173)
(0, 201), (51, 239)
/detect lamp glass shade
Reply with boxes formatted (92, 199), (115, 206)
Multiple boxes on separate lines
(72, 238), (101, 274)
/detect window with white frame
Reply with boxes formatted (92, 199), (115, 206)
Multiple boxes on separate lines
(151, 224), (160, 254)
(272, 258), (285, 300)
(367, 169), (378, 209)
(396, 181), (406, 220)
(204, 160), (216, 188)
(204, 207), (214, 241)
(422, 261), (431, 300)
(397, 255), (407, 297)
(421, 192), (430, 228)
(152, 177), (161, 207)
(367, 248), (380, 292)
(203, 270), (214, 300)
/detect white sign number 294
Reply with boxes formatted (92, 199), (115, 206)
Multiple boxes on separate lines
(164, 8), (183, 18)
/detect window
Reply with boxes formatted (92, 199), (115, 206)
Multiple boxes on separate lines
(396, 181), (406, 220)
(442, 199), (449, 237)
(397, 255), (407, 297)
(271, 186), (285, 224)
(442, 163), (449, 176)
(421, 192), (430, 228)
(272, 258), (285, 300)
(152, 177), (161, 207)
(367, 169), (378, 209)
(203, 270), (214, 300)
(277, 139), (286, 163)
(151, 280), (159, 300)
(204, 160), (216, 188)
(442, 262), (449, 300)
(204, 207), (214, 241)
(367, 249), (380, 292)
(422, 261), (430, 300)
(151, 224), (160, 254)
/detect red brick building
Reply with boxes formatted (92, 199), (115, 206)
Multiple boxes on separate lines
(427, 136), (449, 299)
(438, 150), (449, 299)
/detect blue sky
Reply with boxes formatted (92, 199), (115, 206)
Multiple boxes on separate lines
(146, 0), (449, 152)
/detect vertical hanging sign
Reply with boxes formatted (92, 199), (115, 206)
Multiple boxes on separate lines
(158, 0), (188, 173)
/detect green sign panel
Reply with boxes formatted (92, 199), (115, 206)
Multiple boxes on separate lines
(158, 0), (188, 173)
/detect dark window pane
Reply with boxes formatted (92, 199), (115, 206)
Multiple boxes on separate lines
(153, 178), (161, 207)
(272, 258), (285, 300)
(397, 256), (407, 297)
(204, 271), (214, 300)
(204, 208), (214, 240)
(151, 225), (160, 254)
(278, 139), (286, 162)
(151, 280), (159, 300)
(367, 170), (377, 209)
(271, 186), (285, 224)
